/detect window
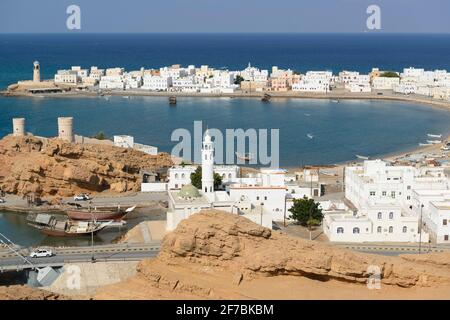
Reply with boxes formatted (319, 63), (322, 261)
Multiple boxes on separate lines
(389, 226), (393, 233)
(256, 196), (260, 201)
(389, 212), (394, 220)
(377, 212), (382, 220)
(369, 191), (376, 196)
(377, 226), (382, 233)
(228, 173), (232, 179)
(407, 185), (411, 190)
(444, 219), (448, 226)
(175, 173), (179, 179)
(353, 227), (360, 234)
(264, 196), (267, 200)
(407, 196), (411, 200)
(445, 235), (449, 241)
(391, 191), (396, 198)
(402, 226), (407, 233)
(181, 173), (185, 179)
(337, 227), (344, 234)
(382, 191), (387, 196)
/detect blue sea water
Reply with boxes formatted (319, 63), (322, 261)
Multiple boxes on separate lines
(2, 33), (450, 89)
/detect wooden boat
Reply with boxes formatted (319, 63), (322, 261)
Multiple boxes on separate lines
(27, 213), (110, 237)
(261, 93), (271, 102)
(235, 152), (253, 161)
(66, 205), (136, 221)
(169, 96), (177, 105)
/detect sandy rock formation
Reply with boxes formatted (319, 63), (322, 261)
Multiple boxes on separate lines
(96, 210), (450, 300)
(0, 285), (70, 300)
(0, 135), (172, 197)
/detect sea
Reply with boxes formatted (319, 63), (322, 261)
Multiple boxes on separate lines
(1, 33), (450, 246)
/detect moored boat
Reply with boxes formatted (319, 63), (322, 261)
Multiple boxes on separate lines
(427, 133), (442, 138)
(27, 213), (110, 237)
(306, 133), (314, 139)
(427, 140), (442, 144)
(66, 205), (136, 221)
(356, 155), (369, 160)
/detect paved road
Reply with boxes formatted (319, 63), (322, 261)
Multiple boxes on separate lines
(0, 243), (161, 271)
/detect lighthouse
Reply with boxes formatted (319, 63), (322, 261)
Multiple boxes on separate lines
(201, 130), (215, 198)
(33, 61), (41, 83)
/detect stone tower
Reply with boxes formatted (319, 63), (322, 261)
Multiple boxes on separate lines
(33, 61), (40, 83)
(12, 118), (25, 136)
(58, 117), (74, 142)
(201, 130), (214, 197)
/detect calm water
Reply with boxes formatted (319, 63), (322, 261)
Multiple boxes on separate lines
(1, 95), (450, 167)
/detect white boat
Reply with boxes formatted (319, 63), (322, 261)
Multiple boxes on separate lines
(427, 133), (442, 138)
(304, 113), (311, 117)
(356, 155), (369, 160)
(427, 140), (442, 144)
(331, 99), (339, 103)
(306, 134), (314, 139)
(419, 143), (433, 146)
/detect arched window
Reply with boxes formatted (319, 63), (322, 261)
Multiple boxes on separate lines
(389, 212), (394, 219)
(402, 226), (407, 233)
(377, 212), (382, 220)
(175, 173), (179, 179)
(228, 173), (232, 179)
(222, 173), (226, 178)
(353, 227), (360, 234)
(377, 226), (382, 233)
(337, 227), (344, 234)
(181, 173), (185, 179)
(389, 226), (394, 233)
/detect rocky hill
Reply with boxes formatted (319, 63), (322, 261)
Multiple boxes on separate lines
(0, 135), (172, 197)
(96, 210), (450, 299)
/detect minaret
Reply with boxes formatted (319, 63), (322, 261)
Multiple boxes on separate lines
(201, 130), (214, 197)
(33, 61), (40, 83)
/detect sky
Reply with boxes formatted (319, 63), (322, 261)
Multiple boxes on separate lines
(0, 0), (449, 33)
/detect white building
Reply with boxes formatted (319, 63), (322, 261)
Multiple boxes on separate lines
(142, 75), (172, 91)
(372, 77), (400, 90)
(113, 135), (158, 155)
(99, 75), (125, 90)
(326, 159), (450, 243)
(292, 71), (332, 93)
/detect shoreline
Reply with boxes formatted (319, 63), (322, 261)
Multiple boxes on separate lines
(3, 89), (450, 111)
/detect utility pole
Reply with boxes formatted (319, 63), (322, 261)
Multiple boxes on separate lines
(419, 204), (424, 254)
(91, 212), (96, 263)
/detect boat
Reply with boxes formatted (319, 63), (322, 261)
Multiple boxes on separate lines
(66, 205), (136, 221)
(306, 134), (314, 139)
(331, 99), (339, 103)
(235, 152), (253, 161)
(427, 133), (442, 138)
(27, 213), (110, 237)
(356, 155), (369, 160)
(419, 143), (433, 146)
(169, 96), (177, 105)
(123, 96), (130, 99)
(304, 113), (311, 117)
(427, 140), (442, 144)
(261, 93), (271, 102)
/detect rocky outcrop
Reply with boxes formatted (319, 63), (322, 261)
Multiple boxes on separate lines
(0, 135), (172, 197)
(95, 210), (450, 300)
(0, 285), (70, 300)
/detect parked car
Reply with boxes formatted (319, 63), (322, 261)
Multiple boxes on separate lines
(73, 193), (91, 201)
(29, 249), (54, 258)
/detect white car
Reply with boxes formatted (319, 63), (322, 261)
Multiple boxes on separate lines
(29, 249), (54, 258)
(73, 194), (91, 201)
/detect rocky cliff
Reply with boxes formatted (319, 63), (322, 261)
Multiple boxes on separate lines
(0, 135), (172, 197)
(96, 210), (450, 300)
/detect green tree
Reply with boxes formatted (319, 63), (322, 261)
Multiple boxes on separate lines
(288, 196), (323, 226)
(380, 71), (399, 78)
(190, 166), (223, 190)
(92, 131), (107, 140)
(234, 75), (245, 85)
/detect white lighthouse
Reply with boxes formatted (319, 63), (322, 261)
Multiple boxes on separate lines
(201, 130), (215, 199)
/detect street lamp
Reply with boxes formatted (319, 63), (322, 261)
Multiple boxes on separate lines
(419, 204), (424, 254)
(91, 211), (96, 263)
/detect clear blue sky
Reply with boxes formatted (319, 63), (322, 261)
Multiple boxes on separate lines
(1, 0), (449, 33)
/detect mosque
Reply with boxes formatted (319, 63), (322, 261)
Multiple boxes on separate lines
(166, 130), (323, 231)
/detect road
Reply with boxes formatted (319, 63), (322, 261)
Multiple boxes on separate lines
(0, 243), (161, 271)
